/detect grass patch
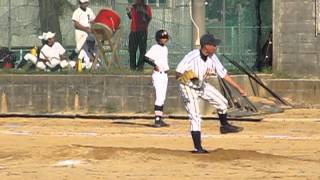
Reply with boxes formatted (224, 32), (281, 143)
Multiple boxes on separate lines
(260, 66), (273, 74)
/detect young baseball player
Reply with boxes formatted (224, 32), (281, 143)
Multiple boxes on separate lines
(70, 0), (95, 60)
(39, 32), (76, 71)
(176, 33), (246, 153)
(77, 34), (99, 70)
(144, 29), (170, 128)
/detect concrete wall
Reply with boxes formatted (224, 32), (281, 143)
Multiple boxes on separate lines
(0, 75), (186, 115)
(264, 79), (320, 107)
(0, 75), (319, 115)
(273, 0), (320, 77)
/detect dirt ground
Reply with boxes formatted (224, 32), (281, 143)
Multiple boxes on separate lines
(0, 109), (319, 180)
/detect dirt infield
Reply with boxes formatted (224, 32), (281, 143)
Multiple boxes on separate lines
(0, 109), (319, 179)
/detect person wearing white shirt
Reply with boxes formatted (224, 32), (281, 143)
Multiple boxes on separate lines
(77, 34), (99, 70)
(70, 0), (96, 60)
(176, 33), (247, 153)
(144, 30), (170, 128)
(39, 32), (75, 71)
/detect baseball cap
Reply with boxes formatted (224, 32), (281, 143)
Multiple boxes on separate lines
(45, 32), (56, 40)
(200, 33), (221, 46)
(80, 0), (89, 3)
(38, 32), (47, 40)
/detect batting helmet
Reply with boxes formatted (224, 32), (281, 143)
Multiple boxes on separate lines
(155, 29), (169, 43)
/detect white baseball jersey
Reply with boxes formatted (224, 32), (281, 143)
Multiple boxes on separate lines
(145, 44), (169, 72)
(39, 42), (65, 61)
(39, 42), (73, 69)
(176, 49), (228, 131)
(176, 49), (227, 81)
(145, 44), (169, 107)
(72, 7), (95, 52)
(72, 7), (95, 31)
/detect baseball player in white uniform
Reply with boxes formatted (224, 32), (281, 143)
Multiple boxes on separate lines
(144, 30), (170, 127)
(70, 0), (95, 60)
(39, 32), (75, 71)
(77, 34), (99, 70)
(176, 33), (246, 153)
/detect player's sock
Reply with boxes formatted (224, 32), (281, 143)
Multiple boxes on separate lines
(155, 115), (161, 121)
(191, 131), (207, 153)
(155, 106), (163, 122)
(191, 131), (201, 149)
(154, 115), (162, 127)
(218, 113), (229, 126)
(218, 113), (243, 134)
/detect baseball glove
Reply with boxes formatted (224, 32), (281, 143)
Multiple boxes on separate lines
(178, 70), (198, 84)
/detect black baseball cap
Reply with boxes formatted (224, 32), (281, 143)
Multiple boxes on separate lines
(200, 33), (221, 46)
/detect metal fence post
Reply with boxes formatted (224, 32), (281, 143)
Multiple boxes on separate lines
(8, 0), (12, 50)
(111, 0), (115, 9)
(231, 26), (235, 57)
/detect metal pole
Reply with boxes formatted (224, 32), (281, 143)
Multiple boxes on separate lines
(238, 4), (242, 57)
(8, 0), (12, 50)
(222, 0), (225, 54)
(316, 0), (319, 36)
(111, 0), (115, 9)
(191, 0), (205, 48)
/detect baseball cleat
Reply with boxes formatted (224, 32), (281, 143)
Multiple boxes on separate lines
(154, 121), (162, 128)
(153, 119), (169, 128)
(159, 119), (169, 127)
(220, 124), (243, 134)
(192, 148), (209, 154)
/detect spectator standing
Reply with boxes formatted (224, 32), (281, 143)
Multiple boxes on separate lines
(70, 0), (96, 60)
(126, 0), (152, 71)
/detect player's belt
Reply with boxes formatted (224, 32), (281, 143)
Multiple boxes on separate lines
(159, 71), (168, 74)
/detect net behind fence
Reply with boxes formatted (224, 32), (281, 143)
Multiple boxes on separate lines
(0, 0), (271, 71)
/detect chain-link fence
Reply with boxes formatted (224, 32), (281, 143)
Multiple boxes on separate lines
(206, 0), (272, 69)
(0, 0), (271, 71)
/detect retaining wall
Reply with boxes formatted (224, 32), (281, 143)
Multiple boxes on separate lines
(0, 75), (319, 115)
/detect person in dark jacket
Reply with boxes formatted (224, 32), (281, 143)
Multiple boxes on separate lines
(126, 0), (152, 71)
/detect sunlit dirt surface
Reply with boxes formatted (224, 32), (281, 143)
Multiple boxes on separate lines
(0, 109), (319, 179)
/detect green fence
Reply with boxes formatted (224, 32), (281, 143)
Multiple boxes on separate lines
(208, 26), (272, 69)
(1, 0), (272, 71)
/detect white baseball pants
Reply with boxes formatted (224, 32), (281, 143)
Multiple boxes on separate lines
(75, 31), (88, 53)
(152, 71), (168, 106)
(179, 82), (228, 131)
